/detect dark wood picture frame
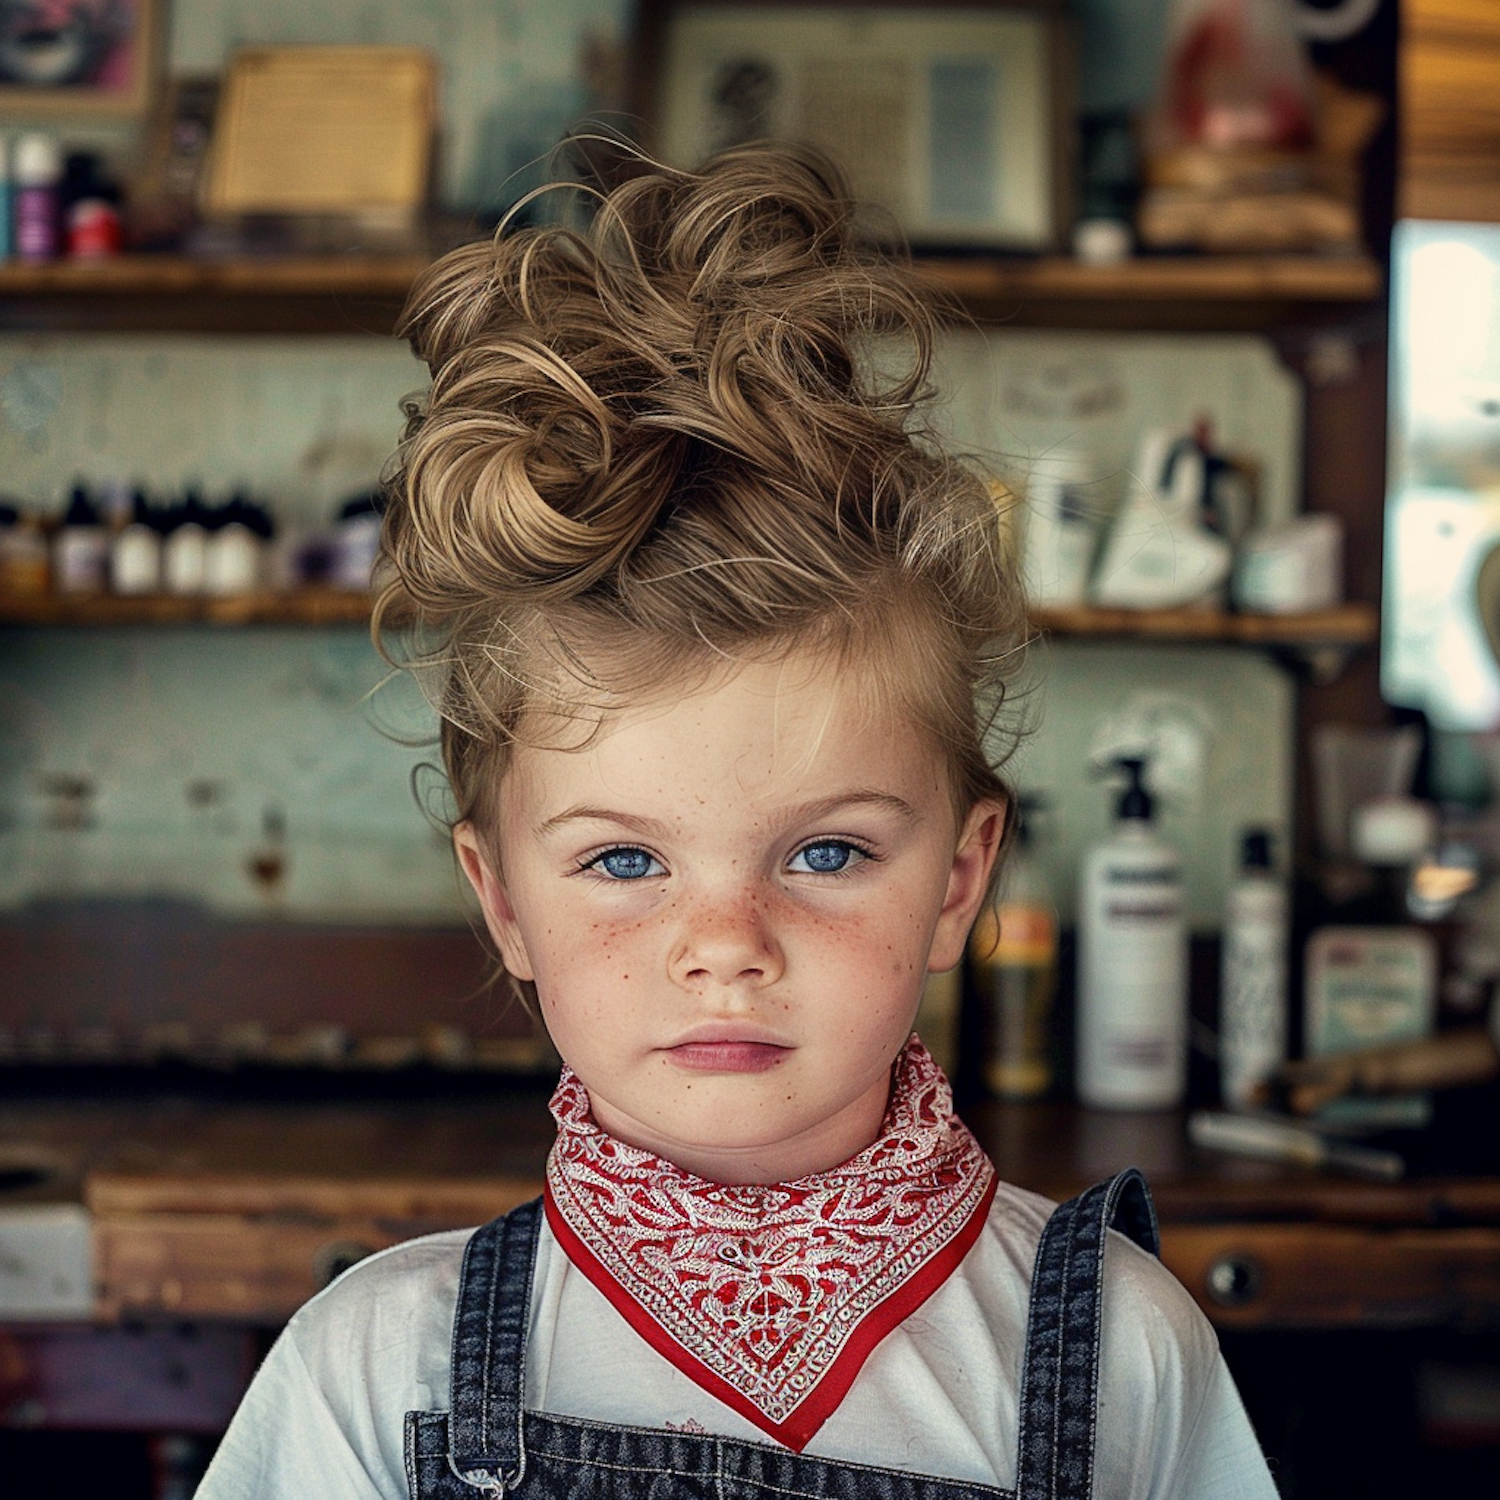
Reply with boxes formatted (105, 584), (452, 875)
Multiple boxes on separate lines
(629, 0), (1073, 251)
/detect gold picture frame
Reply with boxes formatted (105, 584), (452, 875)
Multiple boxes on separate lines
(632, 0), (1072, 251)
(0, 0), (162, 117)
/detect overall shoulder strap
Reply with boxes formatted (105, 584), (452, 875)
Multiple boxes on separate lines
(446, 1196), (543, 1490)
(1013, 1168), (1160, 1500)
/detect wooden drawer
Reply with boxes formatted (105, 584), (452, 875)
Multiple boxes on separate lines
(91, 1175), (542, 1323)
(1163, 1223), (1500, 1329)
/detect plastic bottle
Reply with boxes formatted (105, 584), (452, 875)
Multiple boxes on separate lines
(968, 803), (1057, 1099)
(0, 136), (14, 261)
(13, 132), (62, 262)
(332, 491), (384, 591)
(1219, 828), (1289, 1108)
(53, 484), (109, 595)
(163, 493), (208, 595)
(204, 497), (264, 596)
(1020, 449), (1095, 606)
(61, 150), (122, 260)
(111, 491), (162, 595)
(1076, 755), (1188, 1109)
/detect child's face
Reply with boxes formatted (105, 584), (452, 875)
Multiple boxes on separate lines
(455, 649), (1003, 1185)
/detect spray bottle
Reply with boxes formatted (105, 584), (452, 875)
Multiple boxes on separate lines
(1077, 755), (1188, 1109)
(1219, 828), (1289, 1108)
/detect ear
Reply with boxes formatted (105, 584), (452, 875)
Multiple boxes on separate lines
(453, 822), (536, 981)
(927, 798), (1006, 974)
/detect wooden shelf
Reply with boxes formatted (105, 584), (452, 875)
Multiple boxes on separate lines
(0, 590), (1379, 650)
(0, 251), (1383, 335)
(0, 255), (430, 297)
(0, 589), (375, 627)
(0, 253), (429, 335)
(927, 254), (1381, 304)
(1030, 602), (1380, 648)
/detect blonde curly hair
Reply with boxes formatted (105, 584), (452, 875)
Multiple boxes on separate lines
(377, 143), (1025, 849)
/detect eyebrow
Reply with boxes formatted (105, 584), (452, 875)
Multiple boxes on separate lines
(533, 789), (920, 840)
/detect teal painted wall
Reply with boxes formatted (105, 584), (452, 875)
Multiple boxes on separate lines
(0, 1), (1294, 933)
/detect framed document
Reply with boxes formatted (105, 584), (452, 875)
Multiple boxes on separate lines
(633, 1), (1071, 250)
(203, 47), (437, 217)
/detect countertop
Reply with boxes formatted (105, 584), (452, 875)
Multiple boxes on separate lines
(4, 1086), (1500, 1329)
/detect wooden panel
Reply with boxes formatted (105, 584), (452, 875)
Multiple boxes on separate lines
(94, 1184), (1500, 1329)
(87, 1171), (543, 1221)
(94, 1197), (533, 1322)
(0, 906), (543, 1068)
(1401, 0), (1500, 220)
(1163, 1223), (1500, 1328)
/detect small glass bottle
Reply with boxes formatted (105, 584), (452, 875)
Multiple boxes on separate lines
(969, 807), (1057, 1100)
(0, 505), (49, 594)
(204, 497), (265, 595)
(163, 493), (208, 595)
(53, 484), (109, 594)
(111, 491), (162, 595)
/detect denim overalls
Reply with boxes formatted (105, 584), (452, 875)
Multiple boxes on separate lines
(406, 1168), (1159, 1500)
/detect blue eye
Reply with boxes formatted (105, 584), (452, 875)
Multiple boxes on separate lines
(590, 847), (663, 880)
(790, 841), (862, 874)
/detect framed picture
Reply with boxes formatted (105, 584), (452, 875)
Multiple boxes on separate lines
(0, 0), (161, 117)
(632, 1), (1071, 251)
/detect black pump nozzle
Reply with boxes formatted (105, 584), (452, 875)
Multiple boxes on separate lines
(1111, 756), (1153, 822)
(1240, 828), (1274, 871)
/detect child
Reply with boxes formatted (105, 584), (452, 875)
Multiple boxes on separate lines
(197, 145), (1277, 1500)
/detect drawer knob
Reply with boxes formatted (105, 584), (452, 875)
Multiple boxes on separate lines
(1205, 1253), (1263, 1308)
(313, 1241), (375, 1288)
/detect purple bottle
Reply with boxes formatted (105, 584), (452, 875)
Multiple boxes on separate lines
(14, 133), (62, 262)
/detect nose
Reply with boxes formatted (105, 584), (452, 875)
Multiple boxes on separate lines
(667, 889), (785, 991)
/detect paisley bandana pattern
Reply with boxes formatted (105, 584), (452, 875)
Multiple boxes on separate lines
(543, 1036), (996, 1451)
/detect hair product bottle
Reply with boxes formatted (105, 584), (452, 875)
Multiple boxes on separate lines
(53, 483), (108, 595)
(0, 136), (13, 261)
(968, 801), (1056, 1099)
(111, 491), (162, 596)
(1219, 828), (1289, 1107)
(13, 132), (62, 262)
(1076, 756), (1187, 1109)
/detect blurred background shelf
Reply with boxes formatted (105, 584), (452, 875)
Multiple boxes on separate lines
(0, 591), (1379, 648)
(1030, 602), (1379, 648)
(923, 253), (1383, 330)
(0, 589), (375, 626)
(0, 252), (1383, 335)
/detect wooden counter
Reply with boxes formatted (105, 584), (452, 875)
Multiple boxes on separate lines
(5, 1091), (1500, 1330)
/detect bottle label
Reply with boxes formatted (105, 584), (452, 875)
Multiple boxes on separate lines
(1102, 865), (1178, 885)
(15, 186), (59, 260)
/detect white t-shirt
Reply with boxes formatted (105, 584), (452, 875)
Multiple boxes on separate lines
(197, 1180), (1277, 1500)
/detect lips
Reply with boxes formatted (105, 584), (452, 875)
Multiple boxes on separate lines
(666, 1039), (790, 1073)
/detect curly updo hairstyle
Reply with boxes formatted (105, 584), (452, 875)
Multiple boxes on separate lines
(377, 142), (1026, 845)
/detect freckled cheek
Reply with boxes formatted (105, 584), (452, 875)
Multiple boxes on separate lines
(780, 898), (926, 961)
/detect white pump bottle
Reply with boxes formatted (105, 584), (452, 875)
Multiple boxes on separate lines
(1076, 756), (1188, 1109)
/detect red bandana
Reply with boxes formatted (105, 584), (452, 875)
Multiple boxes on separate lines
(543, 1036), (996, 1452)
